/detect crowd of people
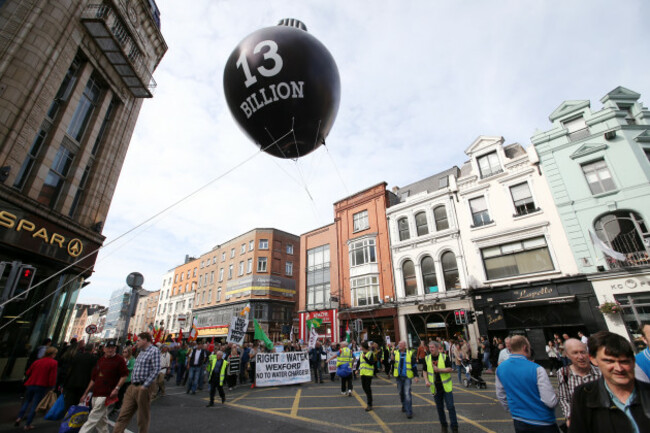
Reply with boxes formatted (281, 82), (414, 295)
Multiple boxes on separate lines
(12, 324), (650, 433)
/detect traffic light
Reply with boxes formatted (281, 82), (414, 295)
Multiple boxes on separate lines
(454, 309), (467, 325)
(467, 310), (476, 324)
(10, 265), (36, 300)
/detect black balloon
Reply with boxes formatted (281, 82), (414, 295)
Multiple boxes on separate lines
(223, 19), (340, 159)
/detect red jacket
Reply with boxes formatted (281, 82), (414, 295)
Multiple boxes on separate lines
(25, 357), (57, 387)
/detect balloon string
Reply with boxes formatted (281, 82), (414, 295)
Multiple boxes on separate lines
(293, 159), (322, 224)
(0, 131), (292, 311)
(323, 142), (350, 196)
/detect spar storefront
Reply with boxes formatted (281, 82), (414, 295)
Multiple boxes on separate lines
(299, 309), (340, 343)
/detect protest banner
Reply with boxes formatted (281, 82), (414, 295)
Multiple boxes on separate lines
(255, 351), (311, 387)
(328, 358), (337, 374)
(226, 316), (248, 345)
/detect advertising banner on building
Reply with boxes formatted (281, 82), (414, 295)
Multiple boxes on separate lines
(255, 351), (311, 387)
(226, 316), (248, 345)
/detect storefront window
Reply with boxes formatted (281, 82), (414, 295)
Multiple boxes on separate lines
(614, 293), (650, 340)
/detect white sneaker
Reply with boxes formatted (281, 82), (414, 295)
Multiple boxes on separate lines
(341, 392), (346, 395)
(348, 390), (352, 396)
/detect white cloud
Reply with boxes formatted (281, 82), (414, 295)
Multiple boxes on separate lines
(79, 0), (650, 304)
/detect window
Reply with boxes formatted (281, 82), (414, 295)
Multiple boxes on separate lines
(257, 257), (268, 272)
(238, 261), (244, 276)
(218, 268), (224, 282)
(212, 256), (216, 264)
(349, 239), (377, 266)
(285, 262), (293, 276)
(197, 276), (202, 289)
(259, 239), (269, 250)
(247, 258), (253, 273)
(582, 160), (616, 194)
(469, 196), (491, 227)
(477, 151), (502, 178)
(563, 116), (590, 141)
(210, 271), (214, 283)
(644, 148), (650, 163)
(193, 268), (197, 277)
(510, 182), (536, 216)
(37, 146), (75, 208)
(351, 276), (379, 307)
(47, 55), (82, 120)
(249, 240), (254, 251)
(433, 205), (449, 231)
(221, 252), (225, 261)
(216, 287), (221, 302)
(415, 212), (428, 236)
(398, 217), (410, 241)
(91, 98), (117, 156)
(594, 211), (649, 268)
(179, 273), (183, 282)
(68, 164), (90, 217)
(402, 260), (417, 297)
(353, 210), (369, 232)
(307, 245), (331, 310)
(207, 289), (212, 303)
(174, 275), (178, 283)
(286, 244), (294, 255)
(441, 251), (460, 290)
(14, 130), (47, 190)
(228, 264), (233, 279)
(187, 270), (190, 279)
(481, 237), (554, 280)
(67, 75), (102, 142)
(241, 244), (246, 254)
(230, 248), (235, 258)
(421, 256), (438, 293)
(253, 304), (264, 319)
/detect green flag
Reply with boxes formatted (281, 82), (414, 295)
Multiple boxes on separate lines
(254, 318), (274, 351)
(306, 318), (323, 330)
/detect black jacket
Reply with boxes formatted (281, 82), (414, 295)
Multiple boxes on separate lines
(187, 348), (207, 367)
(569, 377), (650, 433)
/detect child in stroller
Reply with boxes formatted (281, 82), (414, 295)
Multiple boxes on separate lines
(462, 358), (487, 389)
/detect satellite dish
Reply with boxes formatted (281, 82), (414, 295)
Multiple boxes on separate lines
(223, 18), (341, 159)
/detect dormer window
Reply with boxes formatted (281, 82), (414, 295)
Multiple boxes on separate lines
(477, 151), (502, 178)
(563, 116), (590, 141)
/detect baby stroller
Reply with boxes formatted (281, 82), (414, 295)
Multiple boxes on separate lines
(462, 358), (487, 389)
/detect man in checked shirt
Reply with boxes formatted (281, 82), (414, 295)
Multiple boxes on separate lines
(113, 332), (160, 433)
(556, 338), (601, 430)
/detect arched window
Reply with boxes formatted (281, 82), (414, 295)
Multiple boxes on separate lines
(421, 256), (438, 293)
(594, 210), (649, 266)
(434, 205), (449, 231)
(415, 212), (428, 236)
(441, 251), (459, 290)
(398, 217), (410, 241)
(402, 260), (417, 297)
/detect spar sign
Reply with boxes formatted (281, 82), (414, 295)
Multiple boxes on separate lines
(255, 351), (310, 387)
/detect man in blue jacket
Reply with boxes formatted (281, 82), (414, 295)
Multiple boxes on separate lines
(495, 335), (559, 433)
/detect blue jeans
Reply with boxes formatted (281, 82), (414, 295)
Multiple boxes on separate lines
(457, 365), (470, 384)
(187, 366), (202, 392)
(18, 385), (48, 426)
(483, 352), (492, 370)
(396, 376), (413, 415)
(433, 390), (458, 429)
(513, 420), (560, 433)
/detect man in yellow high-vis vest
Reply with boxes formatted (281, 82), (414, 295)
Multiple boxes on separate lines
(425, 341), (458, 433)
(391, 340), (419, 419)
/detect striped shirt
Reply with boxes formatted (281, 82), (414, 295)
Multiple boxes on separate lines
(557, 364), (601, 420)
(131, 344), (161, 388)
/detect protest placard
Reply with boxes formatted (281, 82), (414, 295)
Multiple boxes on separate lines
(226, 316), (248, 345)
(328, 358), (337, 373)
(255, 351), (311, 387)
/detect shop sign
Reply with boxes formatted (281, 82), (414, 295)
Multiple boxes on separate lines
(609, 276), (650, 291)
(512, 286), (556, 301)
(484, 311), (506, 330)
(0, 198), (100, 270)
(306, 309), (335, 323)
(417, 303), (446, 312)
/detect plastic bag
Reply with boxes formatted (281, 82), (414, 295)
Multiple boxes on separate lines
(58, 405), (89, 433)
(336, 363), (352, 378)
(36, 390), (57, 413)
(45, 393), (66, 420)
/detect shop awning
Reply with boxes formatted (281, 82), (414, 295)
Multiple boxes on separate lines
(500, 295), (575, 309)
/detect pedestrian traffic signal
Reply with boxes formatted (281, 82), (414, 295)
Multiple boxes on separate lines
(467, 310), (476, 324)
(454, 309), (467, 325)
(10, 264), (36, 300)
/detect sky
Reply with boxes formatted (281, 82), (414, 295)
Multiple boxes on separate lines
(78, 0), (650, 305)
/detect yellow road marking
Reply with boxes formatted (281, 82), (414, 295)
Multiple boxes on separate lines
(351, 390), (392, 433)
(291, 389), (301, 416)
(231, 391), (251, 404)
(453, 387), (500, 402)
(413, 392), (497, 433)
(227, 402), (369, 433)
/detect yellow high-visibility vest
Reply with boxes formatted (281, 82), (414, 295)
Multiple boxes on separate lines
(393, 349), (414, 379)
(425, 353), (452, 395)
